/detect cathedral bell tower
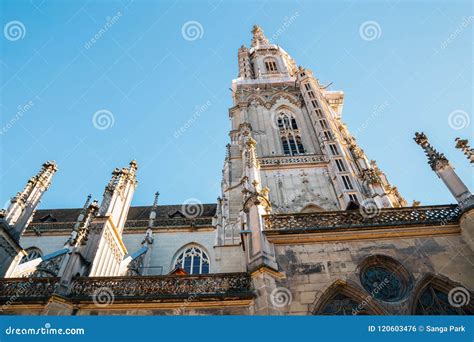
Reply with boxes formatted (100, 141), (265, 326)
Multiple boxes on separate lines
(216, 25), (406, 250)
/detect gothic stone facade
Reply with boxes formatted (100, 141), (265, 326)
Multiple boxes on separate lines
(1, 26), (473, 316)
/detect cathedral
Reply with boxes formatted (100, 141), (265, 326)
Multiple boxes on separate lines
(1, 26), (473, 315)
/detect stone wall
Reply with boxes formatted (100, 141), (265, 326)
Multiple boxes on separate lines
(273, 234), (474, 315)
(18, 228), (245, 275)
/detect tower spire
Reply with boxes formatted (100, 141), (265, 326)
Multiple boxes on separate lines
(3, 161), (58, 240)
(98, 160), (138, 233)
(251, 25), (270, 47)
(414, 132), (472, 205)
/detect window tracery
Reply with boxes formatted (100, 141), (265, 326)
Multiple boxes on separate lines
(20, 247), (42, 264)
(173, 245), (210, 275)
(276, 112), (305, 156)
(359, 255), (411, 302)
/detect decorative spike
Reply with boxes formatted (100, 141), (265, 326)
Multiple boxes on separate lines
(414, 132), (449, 171)
(152, 191), (160, 207)
(251, 25), (270, 47)
(414, 132), (472, 205)
(148, 191), (159, 228)
(455, 138), (474, 164)
(4, 161), (58, 238)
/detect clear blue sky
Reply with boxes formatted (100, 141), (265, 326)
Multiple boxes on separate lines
(0, 0), (472, 209)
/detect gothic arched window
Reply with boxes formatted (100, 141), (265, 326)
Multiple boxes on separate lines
(313, 280), (386, 315)
(264, 58), (278, 73)
(20, 247), (42, 264)
(173, 245), (210, 275)
(320, 293), (367, 315)
(276, 112), (305, 156)
(412, 275), (474, 315)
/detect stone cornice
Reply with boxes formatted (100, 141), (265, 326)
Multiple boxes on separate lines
(265, 223), (460, 244)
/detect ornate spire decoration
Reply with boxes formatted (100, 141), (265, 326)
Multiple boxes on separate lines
(455, 138), (474, 164)
(72, 199), (99, 246)
(414, 132), (449, 171)
(99, 160), (138, 220)
(3, 161), (58, 239)
(414, 132), (472, 206)
(146, 191), (159, 238)
(66, 194), (92, 246)
(251, 25), (270, 47)
(152, 191), (159, 206)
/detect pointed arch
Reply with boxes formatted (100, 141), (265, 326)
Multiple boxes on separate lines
(269, 92), (301, 107)
(20, 247), (43, 264)
(313, 280), (387, 315)
(410, 273), (474, 315)
(300, 204), (324, 213)
(171, 243), (211, 275)
(274, 108), (306, 156)
(245, 94), (266, 107)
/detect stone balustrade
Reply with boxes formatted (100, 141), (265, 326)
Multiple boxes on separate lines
(263, 205), (461, 231)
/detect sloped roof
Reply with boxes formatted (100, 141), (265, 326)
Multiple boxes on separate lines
(31, 204), (217, 223)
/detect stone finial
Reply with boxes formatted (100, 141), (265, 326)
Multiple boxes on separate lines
(152, 191), (160, 207)
(414, 132), (449, 171)
(73, 194), (92, 228)
(148, 191), (159, 228)
(68, 198), (99, 246)
(251, 25), (270, 47)
(455, 138), (474, 164)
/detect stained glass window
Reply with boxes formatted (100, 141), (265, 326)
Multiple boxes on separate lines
(318, 293), (369, 315)
(174, 246), (210, 275)
(414, 284), (473, 315)
(20, 247), (42, 264)
(360, 265), (406, 302)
